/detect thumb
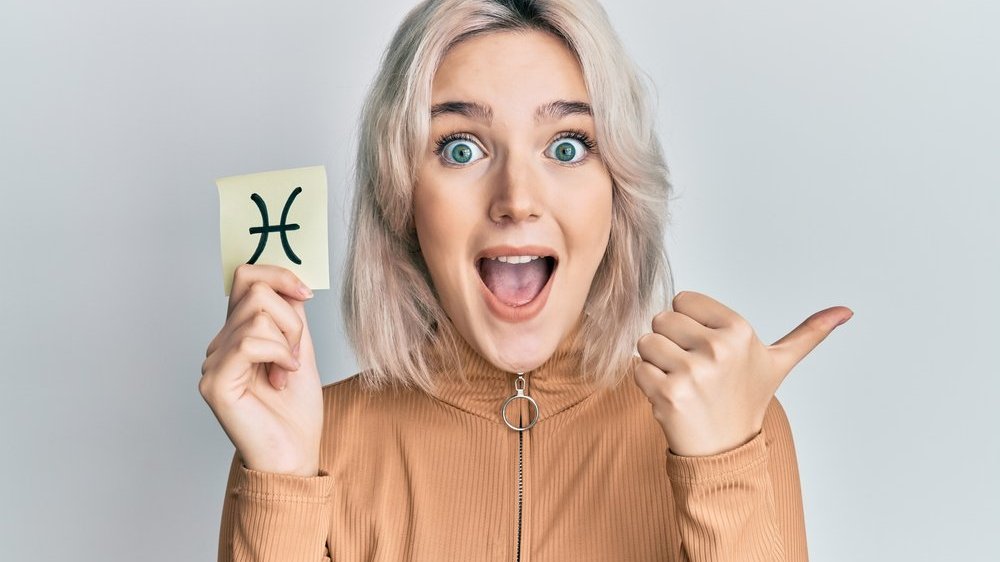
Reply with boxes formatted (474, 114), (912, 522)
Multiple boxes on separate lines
(287, 298), (316, 364)
(769, 306), (853, 376)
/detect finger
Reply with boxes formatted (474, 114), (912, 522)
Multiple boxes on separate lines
(633, 360), (666, 400)
(236, 313), (300, 391)
(651, 310), (711, 352)
(238, 336), (300, 380)
(671, 290), (741, 330)
(287, 298), (309, 358)
(218, 335), (301, 387)
(268, 363), (289, 391)
(209, 282), (304, 358)
(769, 306), (853, 375)
(633, 360), (684, 406)
(202, 311), (288, 366)
(229, 263), (313, 318)
(636, 332), (687, 374)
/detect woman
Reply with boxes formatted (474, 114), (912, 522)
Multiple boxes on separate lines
(200, 0), (851, 560)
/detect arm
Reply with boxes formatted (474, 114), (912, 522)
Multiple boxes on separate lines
(665, 395), (808, 561)
(217, 450), (335, 562)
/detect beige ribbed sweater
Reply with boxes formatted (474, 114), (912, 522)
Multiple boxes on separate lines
(217, 320), (808, 561)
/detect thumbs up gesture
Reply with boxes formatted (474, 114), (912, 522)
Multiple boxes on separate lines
(634, 290), (853, 457)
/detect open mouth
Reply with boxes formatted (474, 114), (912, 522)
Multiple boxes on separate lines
(476, 255), (557, 308)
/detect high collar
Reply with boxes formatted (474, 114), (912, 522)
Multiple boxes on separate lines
(425, 313), (604, 427)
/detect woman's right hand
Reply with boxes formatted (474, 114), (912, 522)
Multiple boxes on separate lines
(199, 264), (324, 477)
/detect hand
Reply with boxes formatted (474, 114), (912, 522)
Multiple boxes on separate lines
(199, 264), (324, 476)
(634, 290), (853, 457)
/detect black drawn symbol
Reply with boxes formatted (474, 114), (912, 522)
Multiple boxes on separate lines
(246, 186), (303, 265)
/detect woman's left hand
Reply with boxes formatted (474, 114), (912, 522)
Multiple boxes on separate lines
(634, 290), (853, 457)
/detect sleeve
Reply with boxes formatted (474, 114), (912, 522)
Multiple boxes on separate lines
(217, 450), (335, 562)
(664, 395), (809, 562)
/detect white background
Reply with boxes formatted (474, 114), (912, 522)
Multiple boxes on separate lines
(1, 0), (996, 560)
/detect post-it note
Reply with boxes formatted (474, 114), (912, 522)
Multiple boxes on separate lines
(216, 165), (330, 296)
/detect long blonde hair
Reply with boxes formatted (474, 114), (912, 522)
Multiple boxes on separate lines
(341, 0), (675, 395)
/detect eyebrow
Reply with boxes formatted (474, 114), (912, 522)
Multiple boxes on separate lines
(429, 99), (592, 124)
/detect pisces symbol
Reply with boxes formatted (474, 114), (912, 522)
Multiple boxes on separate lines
(246, 186), (302, 265)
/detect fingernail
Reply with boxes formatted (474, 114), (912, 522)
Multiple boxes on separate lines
(292, 343), (301, 358)
(835, 312), (854, 327)
(299, 285), (313, 298)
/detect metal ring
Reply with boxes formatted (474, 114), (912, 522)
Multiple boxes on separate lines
(501, 394), (539, 431)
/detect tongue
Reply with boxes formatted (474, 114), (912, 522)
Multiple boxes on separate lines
(479, 258), (549, 307)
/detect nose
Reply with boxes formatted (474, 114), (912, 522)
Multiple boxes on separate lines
(488, 151), (543, 225)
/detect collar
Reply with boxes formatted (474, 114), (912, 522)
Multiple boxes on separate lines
(425, 313), (603, 427)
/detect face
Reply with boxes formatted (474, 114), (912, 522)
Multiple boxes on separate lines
(413, 29), (613, 374)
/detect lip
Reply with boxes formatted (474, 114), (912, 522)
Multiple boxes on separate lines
(475, 245), (559, 262)
(476, 256), (558, 323)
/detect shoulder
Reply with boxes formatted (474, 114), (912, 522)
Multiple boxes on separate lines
(763, 395), (791, 433)
(321, 371), (374, 416)
(316, 370), (441, 462)
(320, 370), (429, 425)
(317, 372), (388, 453)
(322, 371), (363, 395)
(761, 394), (798, 455)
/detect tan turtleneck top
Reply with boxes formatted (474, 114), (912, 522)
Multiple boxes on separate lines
(216, 319), (808, 561)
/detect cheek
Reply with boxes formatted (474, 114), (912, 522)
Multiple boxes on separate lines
(557, 185), (611, 305)
(587, 205), (613, 265)
(415, 189), (473, 238)
(563, 176), (613, 248)
(413, 171), (451, 237)
(412, 182), (477, 277)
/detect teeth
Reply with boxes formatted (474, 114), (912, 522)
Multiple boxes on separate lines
(488, 255), (541, 264)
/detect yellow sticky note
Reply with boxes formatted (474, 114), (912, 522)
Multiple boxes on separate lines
(216, 165), (330, 296)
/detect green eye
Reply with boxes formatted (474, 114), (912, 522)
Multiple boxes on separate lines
(548, 138), (585, 163)
(441, 139), (485, 165)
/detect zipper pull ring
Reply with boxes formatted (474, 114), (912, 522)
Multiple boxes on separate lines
(501, 372), (539, 432)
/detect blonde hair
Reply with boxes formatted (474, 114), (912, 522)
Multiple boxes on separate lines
(341, 0), (675, 396)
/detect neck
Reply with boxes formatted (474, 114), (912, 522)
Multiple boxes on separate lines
(424, 313), (602, 428)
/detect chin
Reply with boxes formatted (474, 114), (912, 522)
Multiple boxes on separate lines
(449, 257), (579, 371)
(488, 347), (550, 374)
(473, 313), (569, 373)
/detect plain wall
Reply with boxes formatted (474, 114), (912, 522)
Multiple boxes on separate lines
(1, 0), (997, 560)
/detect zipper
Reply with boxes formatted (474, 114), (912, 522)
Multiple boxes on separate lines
(516, 428), (524, 562)
(501, 372), (539, 562)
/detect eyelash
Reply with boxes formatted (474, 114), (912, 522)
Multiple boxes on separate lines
(432, 129), (599, 166)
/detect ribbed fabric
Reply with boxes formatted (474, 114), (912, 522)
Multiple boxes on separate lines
(217, 317), (808, 561)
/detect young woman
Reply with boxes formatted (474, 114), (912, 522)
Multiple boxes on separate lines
(200, 1), (851, 560)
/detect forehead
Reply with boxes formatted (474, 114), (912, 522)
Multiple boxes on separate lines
(431, 29), (590, 108)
